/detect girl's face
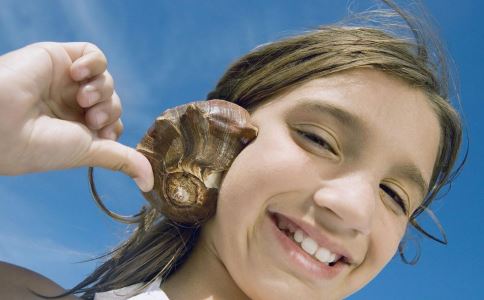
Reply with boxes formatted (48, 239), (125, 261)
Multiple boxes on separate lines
(203, 69), (441, 299)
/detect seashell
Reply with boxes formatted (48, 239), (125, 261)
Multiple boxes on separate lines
(89, 99), (258, 225)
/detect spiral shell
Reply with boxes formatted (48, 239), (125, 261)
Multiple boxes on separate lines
(136, 99), (258, 223)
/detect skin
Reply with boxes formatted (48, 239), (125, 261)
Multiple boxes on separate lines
(0, 42), (153, 190)
(0, 262), (78, 299)
(161, 69), (441, 299)
(0, 42), (153, 298)
(0, 43), (440, 299)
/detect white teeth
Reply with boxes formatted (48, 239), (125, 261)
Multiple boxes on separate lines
(315, 247), (331, 263)
(301, 237), (318, 255)
(294, 229), (304, 243)
(275, 215), (341, 265)
(291, 227), (339, 264)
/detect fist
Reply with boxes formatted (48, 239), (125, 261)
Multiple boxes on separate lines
(0, 42), (153, 191)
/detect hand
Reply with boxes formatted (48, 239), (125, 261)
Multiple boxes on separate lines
(0, 42), (153, 191)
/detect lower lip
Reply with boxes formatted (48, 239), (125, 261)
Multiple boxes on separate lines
(266, 213), (345, 280)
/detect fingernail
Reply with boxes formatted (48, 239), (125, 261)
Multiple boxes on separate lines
(134, 177), (150, 192)
(84, 84), (95, 92)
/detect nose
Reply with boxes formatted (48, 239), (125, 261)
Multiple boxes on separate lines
(312, 174), (376, 236)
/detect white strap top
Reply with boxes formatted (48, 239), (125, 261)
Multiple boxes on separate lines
(94, 278), (169, 300)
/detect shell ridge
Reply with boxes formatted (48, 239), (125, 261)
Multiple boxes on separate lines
(135, 99), (258, 224)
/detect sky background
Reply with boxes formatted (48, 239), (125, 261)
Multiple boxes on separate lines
(0, 0), (482, 299)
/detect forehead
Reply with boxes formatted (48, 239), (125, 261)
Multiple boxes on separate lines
(254, 69), (441, 191)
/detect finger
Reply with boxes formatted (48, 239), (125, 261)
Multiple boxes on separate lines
(98, 119), (124, 141)
(77, 71), (114, 108)
(85, 92), (122, 130)
(85, 139), (154, 192)
(66, 42), (107, 81)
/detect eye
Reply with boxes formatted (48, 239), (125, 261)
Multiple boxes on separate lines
(296, 129), (336, 154)
(379, 184), (408, 215)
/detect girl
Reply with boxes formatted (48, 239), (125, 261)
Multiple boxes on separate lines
(0, 1), (463, 299)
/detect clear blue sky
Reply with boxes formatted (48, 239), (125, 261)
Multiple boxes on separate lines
(0, 1), (482, 299)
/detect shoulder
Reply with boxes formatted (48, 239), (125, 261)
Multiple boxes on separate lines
(0, 261), (80, 299)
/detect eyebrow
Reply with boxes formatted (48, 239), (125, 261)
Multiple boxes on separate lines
(393, 163), (429, 201)
(293, 98), (429, 199)
(294, 99), (368, 136)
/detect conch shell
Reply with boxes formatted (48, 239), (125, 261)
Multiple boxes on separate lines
(137, 99), (258, 223)
(88, 99), (258, 224)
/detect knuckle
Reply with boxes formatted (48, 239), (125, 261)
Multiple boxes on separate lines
(112, 160), (126, 172)
(102, 73), (115, 95)
(117, 120), (124, 135)
(114, 148), (132, 173)
(89, 43), (106, 61)
(111, 101), (122, 119)
(28, 41), (51, 48)
(104, 71), (114, 86)
(112, 94), (122, 114)
(84, 42), (101, 54)
(83, 42), (107, 67)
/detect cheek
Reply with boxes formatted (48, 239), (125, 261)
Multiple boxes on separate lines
(368, 219), (405, 265)
(212, 126), (309, 245)
(206, 126), (324, 299)
(217, 125), (311, 214)
(348, 209), (407, 289)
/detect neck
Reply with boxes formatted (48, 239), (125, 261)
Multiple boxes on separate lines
(160, 225), (250, 300)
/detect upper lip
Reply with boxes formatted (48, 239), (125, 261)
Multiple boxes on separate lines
(269, 209), (355, 264)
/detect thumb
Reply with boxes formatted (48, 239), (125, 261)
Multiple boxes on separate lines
(85, 139), (154, 192)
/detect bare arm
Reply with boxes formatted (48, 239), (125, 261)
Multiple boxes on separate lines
(0, 261), (80, 299)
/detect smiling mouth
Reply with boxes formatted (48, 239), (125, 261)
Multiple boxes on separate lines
(269, 213), (350, 267)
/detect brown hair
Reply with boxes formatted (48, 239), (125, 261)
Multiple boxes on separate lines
(57, 2), (464, 299)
